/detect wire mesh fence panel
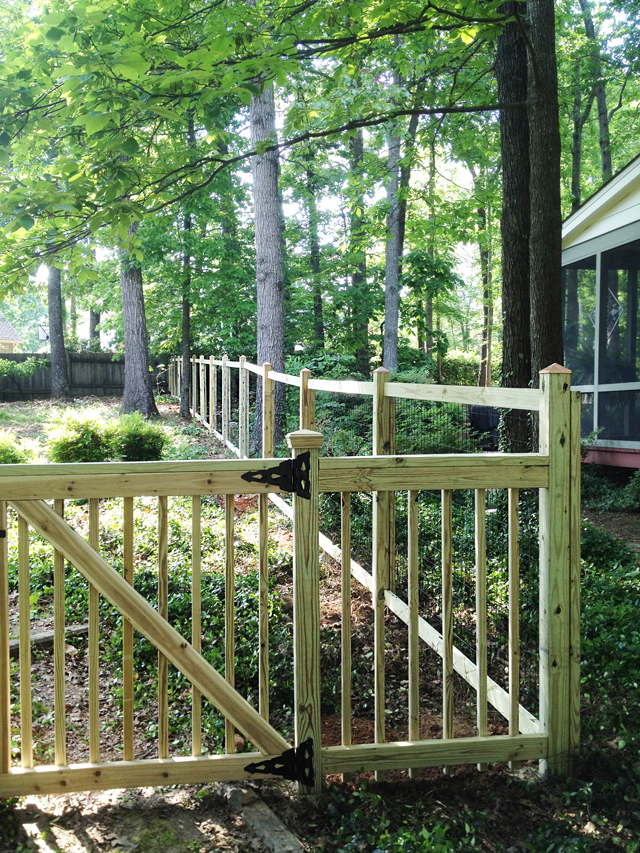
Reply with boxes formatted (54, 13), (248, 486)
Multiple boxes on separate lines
(313, 390), (374, 457)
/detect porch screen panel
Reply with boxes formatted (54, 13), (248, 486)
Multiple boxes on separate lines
(562, 255), (596, 385)
(599, 241), (640, 385)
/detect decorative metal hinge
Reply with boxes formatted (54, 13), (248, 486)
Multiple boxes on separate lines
(0, 530), (6, 538)
(241, 451), (311, 499)
(244, 738), (314, 786)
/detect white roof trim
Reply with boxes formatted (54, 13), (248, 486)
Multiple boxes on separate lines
(562, 154), (640, 249)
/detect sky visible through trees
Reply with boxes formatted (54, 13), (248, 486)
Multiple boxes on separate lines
(0, 0), (638, 410)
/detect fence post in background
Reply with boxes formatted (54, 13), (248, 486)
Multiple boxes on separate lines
(372, 367), (393, 772)
(262, 362), (274, 457)
(287, 428), (323, 793)
(191, 357), (197, 416)
(199, 355), (206, 422)
(222, 355), (230, 446)
(0, 501), (10, 775)
(239, 356), (248, 458)
(299, 368), (316, 431)
(209, 356), (216, 434)
(538, 363), (574, 778)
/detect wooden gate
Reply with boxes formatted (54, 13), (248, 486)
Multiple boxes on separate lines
(0, 366), (579, 797)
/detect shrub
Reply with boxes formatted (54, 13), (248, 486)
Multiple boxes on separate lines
(46, 412), (113, 463)
(0, 430), (32, 463)
(112, 412), (167, 462)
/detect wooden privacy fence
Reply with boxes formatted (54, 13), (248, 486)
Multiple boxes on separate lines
(0, 364), (579, 799)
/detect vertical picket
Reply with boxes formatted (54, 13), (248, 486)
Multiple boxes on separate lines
(0, 501), (10, 775)
(239, 356), (248, 458)
(408, 489), (420, 778)
(222, 355), (230, 446)
(192, 496), (202, 756)
(262, 362), (274, 458)
(210, 356), (216, 434)
(341, 492), (352, 751)
(54, 499), (66, 766)
(509, 488), (520, 769)
(123, 497), (134, 761)
(442, 489), (453, 774)
(89, 498), (100, 764)
(158, 495), (169, 759)
(18, 514), (32, 769)
(225, 495), (235, 753)
(475, 489), (488, 771)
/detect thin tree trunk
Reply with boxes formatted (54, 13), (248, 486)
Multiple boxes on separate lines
(579, 0), (612, 182)
(120, 223), (158, 417)
(383, 125), (401, 371)
(528, 0), (564, 378)
(69, 294), (77, 342)
(48, 265), (71, 398)
(250, 81), (286, 444)
(89, 309), (100, 352)
(180, 212), (192, 420)
(475, 172), (492, 387)
(425, 136), (437, 356)
(350, 129), (370, 376)
(306, 156), (325, 348)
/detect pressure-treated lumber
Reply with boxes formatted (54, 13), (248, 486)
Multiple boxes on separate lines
(538, 365), (572, 777)
(222, 355), (230, 446)
(18, 514), (32, 769)
(441, 490), (453, 774)
(475, 489), (488, 771)
(0, 459), (301, 500)
(299, 369), (315, 431)
(10, 499), (289, 756)
(88, 498), (100, 764)
(239, 356), (249, 459)
(385, 382), (541, 411)
(158, 496), (169, 760)
(0, 502), (9, 774)
(258, 493), (269, 721)
(408, 490), (419, 778)
(123, 497), (134, 761)
(307, 379), (374, 395)
(191, 358), (197, 415)
(322, 734), (547, 775)
(9, 624), (89, 658)
(243, 361), (264, 377)
(225, 495), (236, 754)
(267, 370), (301, 387)
(287, 430), (323, 793)
(341, 493), (352, 750)
(569, 391), (581, 759)
(0, 752), (283, 797)
(54, 499), (66, 767)
(209, 357), (216, 434)
(318, 454), (549, 493)
(192, 496), (202, 757)
(262, 363), (274, 459)
(509, 488), (520, 770)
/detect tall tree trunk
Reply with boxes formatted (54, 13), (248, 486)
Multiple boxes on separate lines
(47, 265), (71, 398)
(120, 223), (158, 417)
(306, 156), (325, 348)
(180, 210), (192, 420)
(579, 0), (612, 182)
(528, 0), (564, 378)
(349, 129), (370, 376)
(383, 126), (401, 371)
(250, 82), (286, 443)
(497, 1), (532, 447)
(425, 136), (437, 357)
(89, 309), (100, 352)
(475, 172), (492, 387)
(69, 294), (77, 342)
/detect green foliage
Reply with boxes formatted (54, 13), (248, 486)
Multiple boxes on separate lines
(0, 356), (49, 377)
(581, 465), (640, 512)
(0, 429), (32, 463)
(112, 412), (167, 462)
(46, 411), (113, 463)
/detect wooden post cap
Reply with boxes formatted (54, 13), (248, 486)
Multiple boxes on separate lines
(539, 363), (571, 374)
(300, 367), (311, 376)
(286, 430), (323, 450)
(373, 367), (390, 374)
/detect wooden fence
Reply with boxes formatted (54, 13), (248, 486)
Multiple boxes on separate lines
(0, 363), (580, 799)
(0, 353), (165, 400)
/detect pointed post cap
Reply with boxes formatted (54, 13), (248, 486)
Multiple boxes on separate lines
(539, 363), (571, 374)
(373, 367), (391, 374)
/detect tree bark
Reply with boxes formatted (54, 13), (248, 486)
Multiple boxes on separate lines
(475, 173), (492, 387)
(383, 126), (401, 371)
(47, 265), (71, 398)
(120, 223), (159, 417)
(180, 210), (192, 420)
(306, 156), (325, 348)
(349, 129), (370, 376)
(528, 0), (564, 378)
(89, 309), (100, 352)
(250, 81), (286, 443)
(579, 0), (612, 182)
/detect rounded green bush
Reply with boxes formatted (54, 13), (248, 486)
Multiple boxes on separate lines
(46, 412), (113, 463)
(112, 412), (167, 462)
(0, 430), (32, 464)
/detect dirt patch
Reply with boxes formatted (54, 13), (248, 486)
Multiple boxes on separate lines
(583, 509), (640, 546)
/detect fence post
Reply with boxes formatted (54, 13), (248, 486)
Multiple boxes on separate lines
(222, 355), (230, 446)
(191, 357), (197, 416)
(262, 362), (274, 457)
(199, 356), (206, 422)
(0, 501), (10, 775)
(287, 428), (323, 793)
(239, 356), (248, 458)
(209, 356), (216, 434)
(299, 368), (316, 430)
(372, 367), (394, 769)
(539, 363), (575, 777)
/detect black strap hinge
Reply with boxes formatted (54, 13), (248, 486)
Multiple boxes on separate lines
(241, 451), (311, 499)
(244, 738), (314, 786)
(0, 531), (6, 538)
